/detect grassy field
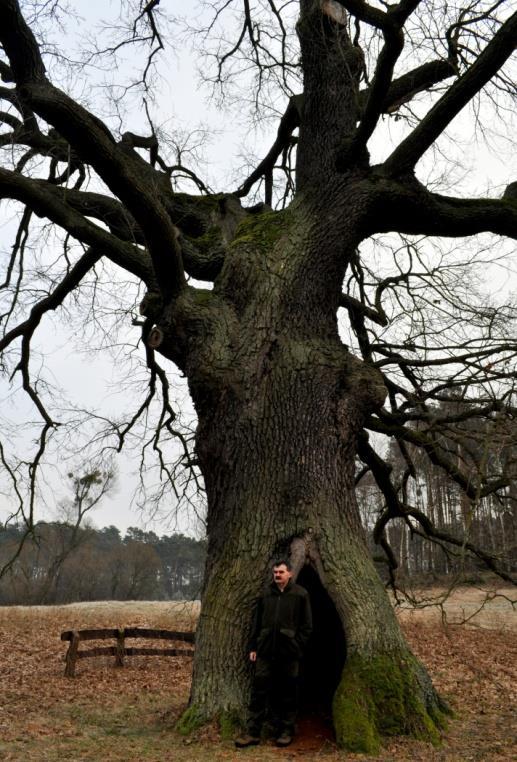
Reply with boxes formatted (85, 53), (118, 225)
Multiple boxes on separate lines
(0, 587), (515, 761)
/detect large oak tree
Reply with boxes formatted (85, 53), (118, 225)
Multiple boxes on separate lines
(1, 0), (516, 752)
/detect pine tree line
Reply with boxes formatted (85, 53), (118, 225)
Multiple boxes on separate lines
(358, 399), (517, 579)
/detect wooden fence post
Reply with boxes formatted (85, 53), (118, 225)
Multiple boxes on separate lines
(115, 628), (125, 667)
(65, 631), (80, 678)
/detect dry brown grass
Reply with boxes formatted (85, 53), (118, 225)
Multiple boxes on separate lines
(0, 587), (515, 761)
(396, 584), (517, 631)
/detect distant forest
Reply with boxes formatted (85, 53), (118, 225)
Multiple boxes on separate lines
(358, 434), (516, 580)
(0, 524), (206, 605)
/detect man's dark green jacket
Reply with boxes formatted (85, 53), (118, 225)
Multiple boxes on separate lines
(249, 580), (312, 660)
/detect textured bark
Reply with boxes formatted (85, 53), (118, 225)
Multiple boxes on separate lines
(160, 193), (448, 749)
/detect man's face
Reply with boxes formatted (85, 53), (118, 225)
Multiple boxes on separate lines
(273, 564), (292, 589)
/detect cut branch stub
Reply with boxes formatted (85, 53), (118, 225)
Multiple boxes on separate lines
(148, 326), (164, 349)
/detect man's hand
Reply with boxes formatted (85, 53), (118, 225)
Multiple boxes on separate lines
(249, 651), (257, 662)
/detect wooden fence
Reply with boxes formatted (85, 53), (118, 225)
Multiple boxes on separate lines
(61, 627), (195, 677)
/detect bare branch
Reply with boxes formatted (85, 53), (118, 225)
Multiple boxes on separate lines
(0, 168), (154, 282)
(234, 95), (301, 198)
(332, 0), (391, 31)
(370, 174), (517, 240)
(383, 10), (517, 174)
(0, 246), (102, 355)
(0, 0), (185, 300)
(339, 292), (388, 326)
(366, 413), (511, 499)
(360, 59), (456, 115)
(358, 434), (515, 585)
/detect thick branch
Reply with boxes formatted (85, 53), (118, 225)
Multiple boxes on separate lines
(338, 2), (447, 166)
(342, 2), (424, 162)
(0, 121), (72, 162)
(63, 187), (233, 281)
(370, 174), (517, 239)
(0, 0), (185, 300)
(179, 235), (226, 281)
(345, 25), (405, 156)
(0, 0), (46, 83)
(383, 10), (517, 174)
(235, 95), (301, 198)
(0, 168), (153, 283)
(333, 0), (390, 31)
(60, 188), (143, 243)
(359, 59), (456, 114)
(339, 293), (388, 326)
(63, 188), (228, 281)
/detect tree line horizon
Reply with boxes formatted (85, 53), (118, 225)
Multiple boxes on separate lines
(0, 522), (206, 605)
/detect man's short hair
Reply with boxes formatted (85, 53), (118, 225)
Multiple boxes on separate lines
(273, 558), (292, 571)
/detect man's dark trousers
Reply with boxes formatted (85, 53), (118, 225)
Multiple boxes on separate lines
(248, 656), (299, 736)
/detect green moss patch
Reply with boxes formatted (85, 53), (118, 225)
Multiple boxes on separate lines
(186, 226), (223, 256)
(231, 209), (292, 252)
(177, 705), (242, 741)
(175, 704), (206, 735)
(218, 709), (241, 740)
(332, 653), (446, 754)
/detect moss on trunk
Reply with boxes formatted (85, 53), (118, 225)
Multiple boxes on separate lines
(176, 706), (242, 740)
(332, 653), (450, 753)
(175, 705), (206, 736)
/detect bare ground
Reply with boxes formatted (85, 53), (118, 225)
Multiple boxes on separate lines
(0, 587), (515, 761)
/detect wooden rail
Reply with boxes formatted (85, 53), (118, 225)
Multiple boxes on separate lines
(61, 627), (195, 677)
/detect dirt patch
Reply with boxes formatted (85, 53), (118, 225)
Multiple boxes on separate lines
(0, 589), (515, 761)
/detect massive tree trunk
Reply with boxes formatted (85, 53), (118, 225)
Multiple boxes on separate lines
(165, 192), (448, 752)
(140, 1), (452, 750)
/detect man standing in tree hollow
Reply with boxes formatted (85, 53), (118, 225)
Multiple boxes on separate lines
(235, 559), (313, 748)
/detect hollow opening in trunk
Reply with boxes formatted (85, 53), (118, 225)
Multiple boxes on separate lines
(297, 565), (346, 727)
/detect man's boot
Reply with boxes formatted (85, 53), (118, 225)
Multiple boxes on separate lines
(235, 732), (260, 748)
(275, 730), (293, 747)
